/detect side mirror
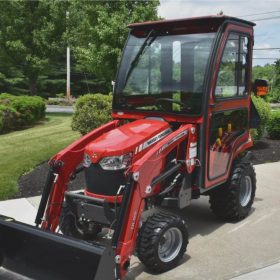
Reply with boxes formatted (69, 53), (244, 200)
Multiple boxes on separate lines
(253, 79), (269, 96)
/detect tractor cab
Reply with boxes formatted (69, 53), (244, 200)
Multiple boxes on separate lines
(113, 17), (216, 119)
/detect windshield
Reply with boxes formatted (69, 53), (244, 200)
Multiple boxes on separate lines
(114, 30), (216, 115)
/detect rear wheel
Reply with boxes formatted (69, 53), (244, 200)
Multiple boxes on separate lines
(136, 211), (188, 273)
(59, 203), (102, 240)
(209, 162), (256, 221)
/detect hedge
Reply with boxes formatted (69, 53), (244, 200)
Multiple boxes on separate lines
(0, 93), (46, 134)
(0, 104), (19, 133)
(72, 93), (112, 135)
(250, 95), (271, 141)
(267, 110), (280, 139)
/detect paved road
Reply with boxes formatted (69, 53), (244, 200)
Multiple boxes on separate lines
(46, 105), (74, 113)
(0, 162), (279, 280)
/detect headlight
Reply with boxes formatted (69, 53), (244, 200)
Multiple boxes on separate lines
(83, 153), (92, 168)
(99, 152), (132, 170)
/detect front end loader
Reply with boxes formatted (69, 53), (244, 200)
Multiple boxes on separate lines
(0, 15), (263, 280)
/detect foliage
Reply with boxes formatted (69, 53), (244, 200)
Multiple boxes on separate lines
(0, 1), (69, 95)
(0, 114), (79, 200)
(0, 93), (45, 133)
(0, 104), (18, 133)
(46, 97), (75, 106)
(249, 128), (259, 142)
(266, 88), (280, 103)
(267, 110), (280, 139)
(251, 95), (271, 141)
(252, 64), (275, 86)
(274, 59), (280, 88)
(67, 1), (159, 91)
(0, 1), (159, 96)
(72, 93), (112, 135)
(252, 62), (280, 104)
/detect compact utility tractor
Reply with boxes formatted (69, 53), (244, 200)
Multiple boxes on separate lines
(0, 15), (265, 280)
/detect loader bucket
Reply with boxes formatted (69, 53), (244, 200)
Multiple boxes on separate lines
(0, 216), (115, 280)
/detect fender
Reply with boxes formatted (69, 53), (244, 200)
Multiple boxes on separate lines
(112, 124), (196, 279)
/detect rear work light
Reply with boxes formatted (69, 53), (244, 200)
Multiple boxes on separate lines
(99, 152), (132, 170)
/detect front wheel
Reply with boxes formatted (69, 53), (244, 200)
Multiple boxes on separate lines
(136, 211), (188, 273)
(209, 162), (256, 221)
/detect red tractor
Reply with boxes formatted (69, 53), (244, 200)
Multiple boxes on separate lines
(0, 15), (265, 280)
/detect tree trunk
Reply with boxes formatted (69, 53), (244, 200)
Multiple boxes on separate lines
(29, 76), (38, 96)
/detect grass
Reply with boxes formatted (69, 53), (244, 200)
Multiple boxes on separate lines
(0, 113), (80, 200)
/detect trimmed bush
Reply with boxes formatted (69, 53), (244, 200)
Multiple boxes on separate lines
(0, 105), (18, 133)
(72, 93), (112, 135)
(267, 110), (280, 139)
(251, 95), (271, 141)
(0, 93), (46, 134)
(11, 97), (45, 125)
(47, 97), (75, 106)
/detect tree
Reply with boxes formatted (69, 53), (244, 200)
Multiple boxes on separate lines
(67, 0), (159, 91)
(0, 1), (68, 95)
(252, 63), (276, 86)
(274, 59), (280, 88)
(0, 0), (159, 96)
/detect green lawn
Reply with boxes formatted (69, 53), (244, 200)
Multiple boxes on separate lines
(0, 114), (80, 200)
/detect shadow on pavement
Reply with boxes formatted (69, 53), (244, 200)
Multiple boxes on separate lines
(126, 196), (225, 279)
(126, 255), (191, 280)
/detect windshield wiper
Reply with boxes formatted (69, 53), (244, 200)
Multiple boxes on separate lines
(124, 29), (157, 86)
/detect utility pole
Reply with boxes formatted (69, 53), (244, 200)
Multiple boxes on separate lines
(66, 46), (70, 99)
(66, 11), (70, 100)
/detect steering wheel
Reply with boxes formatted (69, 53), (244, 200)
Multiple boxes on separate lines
(155, 98), (187, 110)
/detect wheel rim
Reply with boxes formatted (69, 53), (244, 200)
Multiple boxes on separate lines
(239, 175), (252, 207)
(158, 227), (183, 263)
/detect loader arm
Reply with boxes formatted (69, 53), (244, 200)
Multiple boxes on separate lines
(112, 124), (196, 279)
(36, 120), (120, 231)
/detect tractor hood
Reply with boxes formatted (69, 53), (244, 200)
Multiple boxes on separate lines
(84, 119), (172, 164)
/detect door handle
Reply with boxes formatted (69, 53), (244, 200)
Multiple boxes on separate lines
(210, 103), (222, 109)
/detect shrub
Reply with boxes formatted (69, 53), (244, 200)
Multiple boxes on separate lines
(47, 96), (76, 106)
(0, 93), (45, 126)
(266, 88), (280, 104)
(72, 93), (112, 135)
(56, 93), (65, 99)
(251, 95), (271, 141)
(46, 98), (61, 105)
(267, 110), (280, 139)
(0, 104), (19, 133)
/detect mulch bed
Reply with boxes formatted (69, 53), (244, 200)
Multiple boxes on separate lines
(15, 137), (280, 199)
(15, 163), (85, 199)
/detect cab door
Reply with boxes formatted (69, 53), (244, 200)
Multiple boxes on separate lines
(205, 24), (253, 189)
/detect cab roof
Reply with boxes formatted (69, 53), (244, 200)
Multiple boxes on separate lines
(128, 15), (255, 29)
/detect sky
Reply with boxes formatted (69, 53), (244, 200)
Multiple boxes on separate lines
(158, 0), (280, 66)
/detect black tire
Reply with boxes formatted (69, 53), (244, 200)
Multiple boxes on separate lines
(209, 162), (256, 221)
(59, 203), (101, 240)
(136, 211), (188, 273)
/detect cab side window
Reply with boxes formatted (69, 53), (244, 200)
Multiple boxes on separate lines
(215, 33), (249, 99)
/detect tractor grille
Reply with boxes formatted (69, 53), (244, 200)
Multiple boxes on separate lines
(84, 163), (126, 196)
